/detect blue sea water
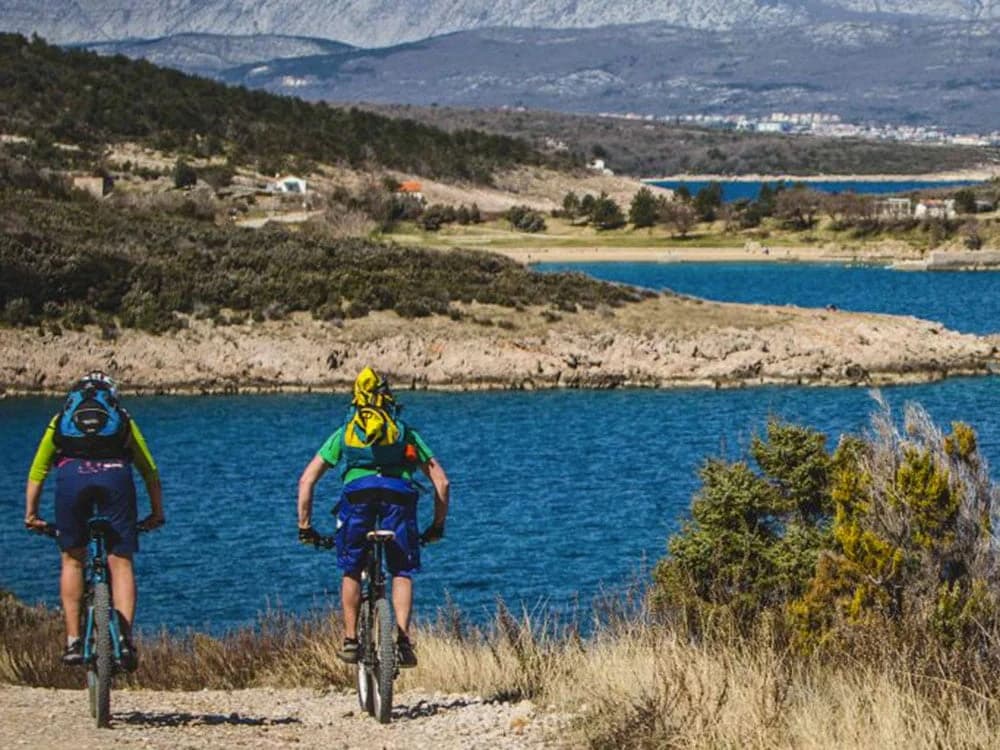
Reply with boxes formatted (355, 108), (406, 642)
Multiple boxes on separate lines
(2, 263), (999, 634)
(2, 384), (998, 635)
(539, 262), (1000, 335)
(646, 179), (982, 203)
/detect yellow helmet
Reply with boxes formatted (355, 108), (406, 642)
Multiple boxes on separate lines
(352, 366), (394, 409)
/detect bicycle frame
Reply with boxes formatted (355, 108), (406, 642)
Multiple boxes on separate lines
(81, 516), (124, 667)
(360, 533), (390, 613)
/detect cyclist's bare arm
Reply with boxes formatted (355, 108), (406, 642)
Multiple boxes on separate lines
(298, 454), (331, 529)
(422, 458), (450, 529)
(24, 479), (47, 529)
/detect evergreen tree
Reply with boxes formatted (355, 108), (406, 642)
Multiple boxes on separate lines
(590, 193), (626, 230)
(629, 187), (658, 228)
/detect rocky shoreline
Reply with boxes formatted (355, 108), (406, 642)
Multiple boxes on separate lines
(2, 295), (997, 397)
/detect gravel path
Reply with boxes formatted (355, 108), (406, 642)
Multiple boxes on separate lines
(0, 685), (570, 749)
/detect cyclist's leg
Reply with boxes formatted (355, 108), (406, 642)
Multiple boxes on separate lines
(336, 496), (378, 640)
(341, 572), (362, 639)
(59, 548), (87, 638)
(95, 463), (139, 629)
(107, 555), (136, 626)
(54, 460), (94, 642)
(380, 497), (420, 637)
(391, 576), (413, 636)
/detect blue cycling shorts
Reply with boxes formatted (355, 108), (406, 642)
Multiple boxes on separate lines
(335, 475), (420, 578)
(54, 459), (138, 556)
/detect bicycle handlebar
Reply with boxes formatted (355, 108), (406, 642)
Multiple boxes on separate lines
(27, 521), (58, 538)
(27, 520), (153, 538)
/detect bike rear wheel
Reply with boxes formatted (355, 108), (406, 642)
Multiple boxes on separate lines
(372, 597), (395, 724)
(92, 582), (113, 728)
(356, 601), (374, 715)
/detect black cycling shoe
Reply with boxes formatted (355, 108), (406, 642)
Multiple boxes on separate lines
(118, 639), (138, 672)
(396, 635), (418, 669)
(338, 638), (359, 664)
(61, 640), (84, 666)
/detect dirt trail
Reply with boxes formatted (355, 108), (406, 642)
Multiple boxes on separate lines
(0, 685), (567, 749)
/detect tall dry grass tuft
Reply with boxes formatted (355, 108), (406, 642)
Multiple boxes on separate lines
(5, 589), (1000, 747)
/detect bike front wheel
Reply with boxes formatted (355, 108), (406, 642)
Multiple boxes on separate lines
(91, 582), (113, 728)
(372, 597), (396, 724)
(356, 602), (374, 716)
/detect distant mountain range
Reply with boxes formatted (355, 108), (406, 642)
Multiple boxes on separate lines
(2, 1), (998, 133)
(85, 21), (1000, 134)
(2, 0), (996, 48)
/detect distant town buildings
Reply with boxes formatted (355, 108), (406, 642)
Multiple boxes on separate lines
(595, 110), (1000, 148)
(396, 180), (424, 200)
(914, 199), (957, 220)
(873, 197), (959, 220)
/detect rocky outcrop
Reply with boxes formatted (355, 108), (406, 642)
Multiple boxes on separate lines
(1, 297), (995, 395)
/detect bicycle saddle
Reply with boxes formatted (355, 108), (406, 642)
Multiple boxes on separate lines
(87, 516), (114, 537)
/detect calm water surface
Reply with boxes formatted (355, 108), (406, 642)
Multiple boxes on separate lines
(647, 179), (982, 203)
(2, 382), (998, 633)
(540, 262), (1000, 335)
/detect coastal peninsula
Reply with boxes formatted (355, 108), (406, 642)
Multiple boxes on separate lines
(3, 295), (995, 395)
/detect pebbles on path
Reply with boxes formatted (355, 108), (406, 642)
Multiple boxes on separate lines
(0, 686), (570, 749)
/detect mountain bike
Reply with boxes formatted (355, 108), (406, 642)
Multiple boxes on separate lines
(308, 529), (399, 723)
(354, 529), (398, 724)
(31, 516), (147, 728)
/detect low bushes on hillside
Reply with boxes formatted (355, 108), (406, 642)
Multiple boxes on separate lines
(0, 190), (650, 333)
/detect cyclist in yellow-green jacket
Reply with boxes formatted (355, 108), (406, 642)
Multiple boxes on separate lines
(297, 367), (450, 668)
(24, 371), (164, 669)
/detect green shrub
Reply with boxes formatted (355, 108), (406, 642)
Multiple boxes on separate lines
(505, 205), (546, 233)
(653, 400), (1000, 658)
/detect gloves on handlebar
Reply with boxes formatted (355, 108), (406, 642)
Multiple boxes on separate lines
(138, 514), (165, 532)
(298, 526), (322, 546)
(420, 522), (445, 545)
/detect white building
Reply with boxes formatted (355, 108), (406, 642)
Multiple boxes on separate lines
(914, 199), (956, 220)
(268, 175), (308, 194)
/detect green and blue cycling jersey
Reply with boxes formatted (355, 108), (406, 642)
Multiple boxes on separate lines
(317, 425), (434, 483)
(318, 421), (435, 577)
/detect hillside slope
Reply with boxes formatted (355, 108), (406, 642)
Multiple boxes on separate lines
(0, 34), (555, 181)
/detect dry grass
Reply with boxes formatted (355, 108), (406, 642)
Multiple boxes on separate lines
(4, 590), (1000, 748)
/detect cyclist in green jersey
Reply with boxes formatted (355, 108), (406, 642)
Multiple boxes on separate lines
(297, 367), (450, 667)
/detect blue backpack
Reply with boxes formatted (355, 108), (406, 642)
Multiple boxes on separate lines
(54, 382), (131, 459)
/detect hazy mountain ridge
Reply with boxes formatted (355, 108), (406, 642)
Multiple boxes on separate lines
(1, 0), (996, 48)
(207, 21), (999, 133)
(85, 34), (352, 76)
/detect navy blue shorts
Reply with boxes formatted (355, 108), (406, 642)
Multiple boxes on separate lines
(54, 459), (138, 556)
(335, 475), (420, 578)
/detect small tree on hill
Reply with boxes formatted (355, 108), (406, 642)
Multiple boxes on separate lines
(954, 188), (977, 215)
(562, 191), (582, 219)
(506, 204), (546, 233)
(172, 159), (197, 189)
(775, 186), (822, 230)
(591, 193), (626, 230)
(693, 182), (724, 222)
(629, 187), (658, 228)
(660, 200), (698, 238)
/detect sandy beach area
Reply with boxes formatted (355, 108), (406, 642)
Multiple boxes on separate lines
(642, 169), (999, 183)
(492, 244), (921, 265)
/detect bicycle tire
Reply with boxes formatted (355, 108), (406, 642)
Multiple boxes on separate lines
(92, 582), (113, 728)
(87, 670), (97, 718)
(356, 602), (374, 715)
(372, 597), (395, 724)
